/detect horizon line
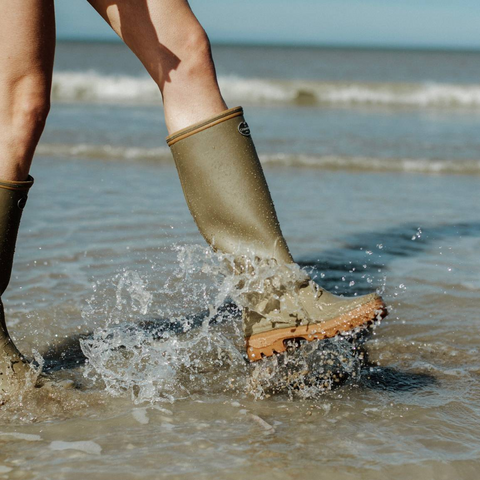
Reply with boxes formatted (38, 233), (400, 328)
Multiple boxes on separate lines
(57, 37), (480, 54)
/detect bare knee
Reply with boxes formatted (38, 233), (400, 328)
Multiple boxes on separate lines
(11, 76), (50, 136)
(179, 28), (215, 80)
(0, 73), (50, 179)
(136, 16), (226, 132)
(154, 26), (217, 93)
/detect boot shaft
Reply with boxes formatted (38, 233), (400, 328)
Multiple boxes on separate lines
(167, 107), (292, 264)
(0, 176), (33, 296)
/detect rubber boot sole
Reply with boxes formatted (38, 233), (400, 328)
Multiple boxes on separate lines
(245, 297), (387, 361)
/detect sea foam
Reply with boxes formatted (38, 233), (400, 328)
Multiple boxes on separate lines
(35, 143), (480, 175)
(51, 71), (480, 108)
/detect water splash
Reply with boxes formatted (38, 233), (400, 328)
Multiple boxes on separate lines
(80, 245), (375, 403)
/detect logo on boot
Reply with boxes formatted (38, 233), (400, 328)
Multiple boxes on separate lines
(17, 196), (28, 210)
(238, 122), (251, 136)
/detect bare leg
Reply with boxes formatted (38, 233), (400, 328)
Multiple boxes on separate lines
(0, 0), (55, 181)
(87, 0), (227, 133)
(0, 0), (55, 393)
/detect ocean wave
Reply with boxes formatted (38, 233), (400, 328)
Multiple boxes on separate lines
(36, 143), (480, 174)
(220, 77), (480, 108)
(260, 154), (480, 174)
(36, 143), (172, 161)
(51, 71), (480, 108)
(52, 72), (159, 103)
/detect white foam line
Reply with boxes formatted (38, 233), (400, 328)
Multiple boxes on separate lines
(260, 154), (480, 174)
(51, 71), (480, 108)
(36, 143), (172, 161)
(36, 143), (480, 174)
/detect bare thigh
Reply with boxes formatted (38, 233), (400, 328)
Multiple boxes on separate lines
(0, 0), (56, 180)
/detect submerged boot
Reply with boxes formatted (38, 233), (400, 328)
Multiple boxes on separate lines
(167, 107), (386, 361)
(0, 176), (34, 391)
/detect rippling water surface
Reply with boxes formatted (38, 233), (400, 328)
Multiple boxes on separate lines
(1, 43), (479, 479)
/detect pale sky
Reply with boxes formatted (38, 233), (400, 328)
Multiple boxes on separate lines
(56, 0), (480, 49)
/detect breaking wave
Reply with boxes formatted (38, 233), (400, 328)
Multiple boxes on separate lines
(260, 154), (480, 174)
(36, 142), (480, 175)
(52, 71), (480, 108)
(36, 143), (172, 161)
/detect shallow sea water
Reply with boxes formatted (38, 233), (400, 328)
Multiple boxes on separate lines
(1, 43), (480, 478)
(0, 156), (478, 479)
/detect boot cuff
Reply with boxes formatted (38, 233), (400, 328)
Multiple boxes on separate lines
(0, 176), (34, 191)
(166, 107), (244, 147)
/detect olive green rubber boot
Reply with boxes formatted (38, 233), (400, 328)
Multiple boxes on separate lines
(167, 107), (293, 263)
(0, 176), (34, 392)
(167, 107), (386, 361)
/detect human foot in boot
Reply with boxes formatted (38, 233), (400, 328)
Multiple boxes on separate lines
(167, 108), (387, 363)
(0, 177), (36, 395)
(243, 277), (386, 361)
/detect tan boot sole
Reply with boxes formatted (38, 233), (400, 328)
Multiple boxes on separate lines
(245, 298), (387, 361)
